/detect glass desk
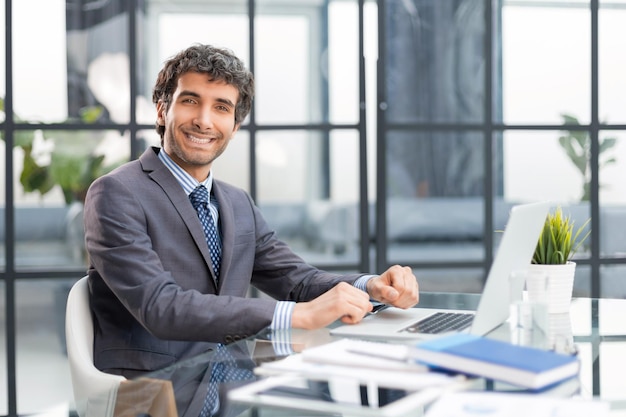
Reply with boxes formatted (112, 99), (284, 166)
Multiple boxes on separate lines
(97, 294), (626, 417)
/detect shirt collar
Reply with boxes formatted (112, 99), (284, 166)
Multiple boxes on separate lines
(157, 148), (213, 196)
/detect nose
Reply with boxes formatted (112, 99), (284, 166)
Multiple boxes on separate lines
(193, 105), (214, 130)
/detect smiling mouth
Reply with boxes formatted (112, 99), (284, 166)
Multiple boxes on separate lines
(186, 133), (216, 144)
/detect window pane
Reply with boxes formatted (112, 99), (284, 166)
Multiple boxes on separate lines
(503, 130), (589, 202)
(0, 0), (4, 274)
(255, 1), (361, 125)
(328, 1), (360, 124)
(0, 0), (5, 100)
(0, 281), (6, 415)
(257, 130), (315, 202)
(14, 0), (131, 124)
(384, 0), (485, 124)
(385, 130), (486, 268)
(213, 130), (250, 192)
(0, 139), (4, 272)
(13, 0), (67, 122)
(502, 2), (590, 124)
(254, 12), (311, 124)
(13, 130), (129, 270)
(387, 130), (484, 198)
(599, 131), (626, 262)
(256, 130), (361, 266)
(16, 278), (74, 414)
(599, 1), (626, 124)
(329, 130), (361, 201)
(67, 0), (131, 124)
(600, 265), (626, 299)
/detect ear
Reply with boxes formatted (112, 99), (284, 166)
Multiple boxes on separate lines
(156, 100), (166, 126)
(232, 123), (241, 134)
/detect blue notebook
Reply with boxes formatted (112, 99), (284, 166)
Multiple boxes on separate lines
(410, 333), (580, 390)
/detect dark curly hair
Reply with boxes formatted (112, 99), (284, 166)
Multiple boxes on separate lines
(152, 44), (255, 139)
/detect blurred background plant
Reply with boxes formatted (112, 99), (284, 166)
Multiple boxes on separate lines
(558, 113), (617, 201)
(0, 97), (123, 204)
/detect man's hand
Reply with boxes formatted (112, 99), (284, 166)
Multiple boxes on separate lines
(291, 282), (373, 330)
(366, 265), (419, 308)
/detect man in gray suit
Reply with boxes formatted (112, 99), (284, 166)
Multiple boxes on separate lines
(84, 44), (419, 378)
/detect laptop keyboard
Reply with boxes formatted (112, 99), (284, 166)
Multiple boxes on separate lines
(400, 312), (475, 334)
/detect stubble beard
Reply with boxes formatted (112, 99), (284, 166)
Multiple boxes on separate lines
(166, 129), (227, 168)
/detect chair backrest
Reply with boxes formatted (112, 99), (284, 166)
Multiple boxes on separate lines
(65, 276), (125, 417)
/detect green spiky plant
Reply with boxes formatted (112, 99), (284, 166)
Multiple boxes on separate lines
(532, 207), (591, 265)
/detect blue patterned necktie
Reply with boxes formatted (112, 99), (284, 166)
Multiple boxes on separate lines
(198, 344), (256, 417)
(189, 185), (221, 280)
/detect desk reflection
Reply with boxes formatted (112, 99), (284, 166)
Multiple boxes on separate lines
(108, 343), (253, 417)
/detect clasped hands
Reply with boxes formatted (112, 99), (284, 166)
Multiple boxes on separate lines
(292, 265), (419, 330)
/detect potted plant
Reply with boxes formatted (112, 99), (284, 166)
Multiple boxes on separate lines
(527, 207), (591, 314)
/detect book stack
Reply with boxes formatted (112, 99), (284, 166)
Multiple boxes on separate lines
(410, 333), (580, 390)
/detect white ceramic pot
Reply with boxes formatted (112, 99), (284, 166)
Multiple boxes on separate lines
(547, 313), (575, 354)
(526, 262), (576, 314)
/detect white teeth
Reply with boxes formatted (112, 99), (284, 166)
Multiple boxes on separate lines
(187, 134), (212, 143)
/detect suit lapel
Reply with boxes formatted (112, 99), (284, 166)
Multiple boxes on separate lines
(139, 148), (218, 287)
(212, 180), (233, 290)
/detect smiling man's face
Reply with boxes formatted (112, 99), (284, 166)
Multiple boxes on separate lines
(157, 71), (240, 182)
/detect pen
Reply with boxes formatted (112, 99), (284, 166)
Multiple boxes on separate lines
(368, 303), (391, 315)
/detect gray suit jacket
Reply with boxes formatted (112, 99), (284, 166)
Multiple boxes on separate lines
(84, 147), (364, 374)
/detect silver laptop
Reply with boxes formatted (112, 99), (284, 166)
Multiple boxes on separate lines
(330, 201), (551, 340)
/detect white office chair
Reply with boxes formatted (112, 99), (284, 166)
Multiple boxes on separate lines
(65, 276), (126, 417)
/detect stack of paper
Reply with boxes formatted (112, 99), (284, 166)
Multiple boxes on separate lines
(234, 339), (472, 416)
(256, 338), (467, 391)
